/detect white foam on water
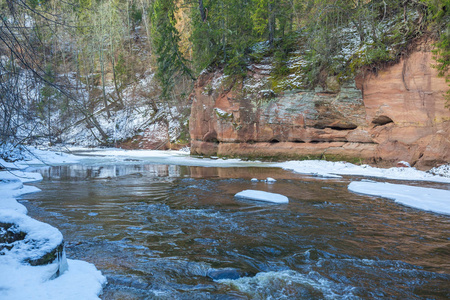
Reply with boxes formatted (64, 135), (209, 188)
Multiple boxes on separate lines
(217, 270), (356, 299)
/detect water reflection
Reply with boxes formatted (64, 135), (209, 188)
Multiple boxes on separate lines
(39, 164), (185, 180)
(23, 163), (450, 300)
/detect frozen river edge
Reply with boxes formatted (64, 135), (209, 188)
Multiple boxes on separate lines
(1, 147), (449, 299)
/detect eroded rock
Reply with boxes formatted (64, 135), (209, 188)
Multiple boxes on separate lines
(190, 42), (450, 169)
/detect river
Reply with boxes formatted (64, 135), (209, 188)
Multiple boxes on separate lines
(22, 163), (450, 299)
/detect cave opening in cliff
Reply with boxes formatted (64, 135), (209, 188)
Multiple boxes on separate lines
(328, 124), (358, 131)
(372, 115), (394, 126)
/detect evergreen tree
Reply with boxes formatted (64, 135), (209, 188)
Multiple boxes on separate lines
(151, 0), (194, 98)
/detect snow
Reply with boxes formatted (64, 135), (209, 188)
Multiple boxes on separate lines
(266, 177), (276, 183)
(0, 148), (106, 299)
(1, 146), (81, 169)
(0, 210), (63, 263)
(428, 164), (450, 178)
(235, 190), (289, 204)
(397, 161), (411, 167)
(0, 259), (106, 300)
(72, 148), (267, 168)
(0, 146), (449, 299)
(0, 171), (42, 214)
(275, 160), (450, 183)
(211, 73), (229, 90)
(348, 181), (450, 216)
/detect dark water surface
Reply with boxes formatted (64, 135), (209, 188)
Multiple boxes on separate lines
(23, 164), (450, 299)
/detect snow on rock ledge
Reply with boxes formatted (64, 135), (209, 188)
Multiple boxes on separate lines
(348, 181), (450, 215)
(235, 190), (289, 204)
(0, 210), (67, 271)
(0, 161), (106, 299)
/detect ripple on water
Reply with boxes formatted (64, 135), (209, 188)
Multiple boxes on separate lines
(218, 270), (358, 299)
(24, 163), (450, 299)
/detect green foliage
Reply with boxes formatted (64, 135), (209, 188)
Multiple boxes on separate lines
(114, 54), (132, 89)
(130, 3), (143, 25)
(425, 0), (450, 104)
(190, 0), (255, 74)
(151, 0), (194, 98)
(74, 0), (92, 35)
(224, 50), (247, 77)
(252, 0), (271, 38)
(38, 64), (58, 120)
(271, 34), (298, 77)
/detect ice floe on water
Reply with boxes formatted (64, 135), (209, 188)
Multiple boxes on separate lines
(348, 181), (450, 215)
(235, 190), (289, 204)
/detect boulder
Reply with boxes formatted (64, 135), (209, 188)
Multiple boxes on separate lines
(0, 210), (68, 278)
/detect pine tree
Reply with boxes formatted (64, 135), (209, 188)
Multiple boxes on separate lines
(151, 0), (194, 98)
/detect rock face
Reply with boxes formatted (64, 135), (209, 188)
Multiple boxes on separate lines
(357, 46), (450, 168)
(189, 44), (450, 169)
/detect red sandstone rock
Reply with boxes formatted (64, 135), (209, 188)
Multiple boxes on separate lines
(189, 43), (450, 169)
(396, 161), (411, 168)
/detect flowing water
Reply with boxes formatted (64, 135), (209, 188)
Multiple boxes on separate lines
(22, 163), (450, 299)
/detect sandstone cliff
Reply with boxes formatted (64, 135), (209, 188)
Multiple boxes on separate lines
(189, 43), (450, 169)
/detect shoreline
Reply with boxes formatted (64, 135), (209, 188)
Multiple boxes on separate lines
(1, 146), (449, 298)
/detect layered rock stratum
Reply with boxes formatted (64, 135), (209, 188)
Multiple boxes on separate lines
(189, 43), (450, 169)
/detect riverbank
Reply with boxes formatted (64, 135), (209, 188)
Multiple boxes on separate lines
(1, 146), (449, 299)
(0, 148), (106, 300)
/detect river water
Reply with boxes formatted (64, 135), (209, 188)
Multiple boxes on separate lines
(22, 163), (449, 299)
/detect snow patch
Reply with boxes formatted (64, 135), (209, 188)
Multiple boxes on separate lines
(348, 181), (450, 215)
(266, 177), (276, 183)
(0, 259), (106, 300)
(0, 148), (106, 299)
(0, 210), (63, 264)
(276, 160), (450, 183)
(428, 164), (450, 178)
(235, 190), (289, 204)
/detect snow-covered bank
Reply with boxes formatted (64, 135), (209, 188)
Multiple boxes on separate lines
(65, 148), (450, 182)
(348, 181), (450, 215)
(0, 145), (81, 169)
(275, 160), (450, 183)
(70, 148), (268, 167)
(0, 149), (106, 299)
(0, 259), (106, 300)
(0, 172), (41, 213)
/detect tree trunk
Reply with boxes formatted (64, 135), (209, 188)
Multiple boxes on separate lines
(268, 1), (275, 47)
(99, 47), (110, 118)
(199, 0), (206, 22)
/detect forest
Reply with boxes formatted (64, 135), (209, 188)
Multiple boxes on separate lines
(1, 3), (450, 298)
(0, 0), (449, 158)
